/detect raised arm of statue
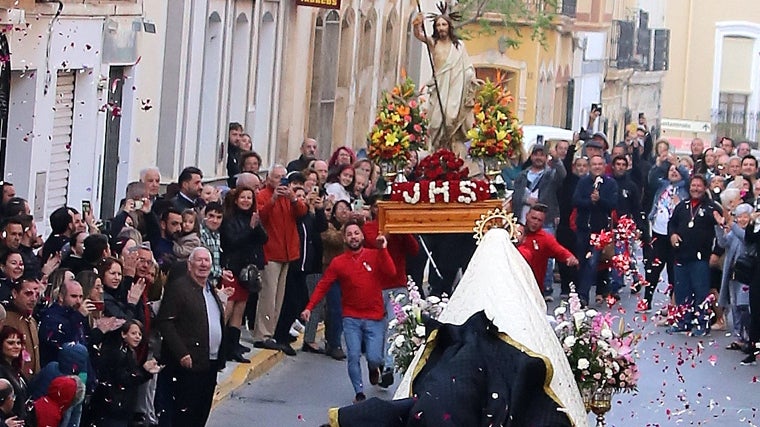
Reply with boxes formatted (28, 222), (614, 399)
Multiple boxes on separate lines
(412, 13), (432, 46)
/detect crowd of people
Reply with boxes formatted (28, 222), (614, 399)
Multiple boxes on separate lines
(508, 112), (760, 368)
(0, 121), (426, 424)
(2, 114), (760, 424)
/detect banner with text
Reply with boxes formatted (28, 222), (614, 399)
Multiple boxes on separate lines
(296, 0), (340, 10)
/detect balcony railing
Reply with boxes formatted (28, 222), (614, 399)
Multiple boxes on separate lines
(523, 0), (576, 18)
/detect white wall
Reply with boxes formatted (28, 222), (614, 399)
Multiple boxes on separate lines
(6, 18), (107, 218)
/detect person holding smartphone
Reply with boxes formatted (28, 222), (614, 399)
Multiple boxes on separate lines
(253, 165), (308, 351)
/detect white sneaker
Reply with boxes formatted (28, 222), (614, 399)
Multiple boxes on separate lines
(289, 319), (305, 337)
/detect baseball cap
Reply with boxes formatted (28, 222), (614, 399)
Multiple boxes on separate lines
(531, 144), (546, 154)
(592, 132), (608, 144)
(585, 139), (604, 149)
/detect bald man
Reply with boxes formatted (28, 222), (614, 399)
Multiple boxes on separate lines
(287, 138), (318, 172)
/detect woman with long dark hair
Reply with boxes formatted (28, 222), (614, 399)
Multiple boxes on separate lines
(98, 257), (146, 324)
(0, 326), (30, 422)
(0, 250), (23, 306)
(221, 186), (268, 362)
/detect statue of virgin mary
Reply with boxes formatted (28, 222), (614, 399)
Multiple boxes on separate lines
(324, 229), (589, 427)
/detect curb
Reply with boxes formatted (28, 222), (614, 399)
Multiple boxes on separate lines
(212, 324), (324, 408)
(212, 349), (284, 407)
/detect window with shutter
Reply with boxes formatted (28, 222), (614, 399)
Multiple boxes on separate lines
(47, 71), (75, 219)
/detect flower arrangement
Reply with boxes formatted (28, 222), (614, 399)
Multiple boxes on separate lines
(415, 148), (469, 181)
(589, 216), (647, 295)
(387, 278), (448, 374)
(466, 77), (523, 162)
(553, 286), (640, 393)
(367, 77), (428, 165)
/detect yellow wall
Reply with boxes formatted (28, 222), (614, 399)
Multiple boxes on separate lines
(463, 22), (573, 125)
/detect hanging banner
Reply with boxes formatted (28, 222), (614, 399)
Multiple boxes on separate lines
(296, 0), (340, 10)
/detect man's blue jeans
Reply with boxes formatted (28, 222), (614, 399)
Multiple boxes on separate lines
(542, 224), (556, 294)
(576, 232), (600, 305)
(342, 317), (385, 393)
(674, 260), (711, 330)
(608, 242), (626, 294)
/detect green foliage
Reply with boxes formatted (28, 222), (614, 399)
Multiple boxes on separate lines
(454, 0), (559, 49)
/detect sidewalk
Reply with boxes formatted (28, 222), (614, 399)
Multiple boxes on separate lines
(212, 326), (322, 408)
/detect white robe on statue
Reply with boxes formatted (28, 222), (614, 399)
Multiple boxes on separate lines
(426, 41), (476, 150)
(394, 228), (589, 427)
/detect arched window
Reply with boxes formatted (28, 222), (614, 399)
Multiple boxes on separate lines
(381, 10), (399, 87)
(352, 9), (378, 149)
(308, 11), (341, 158)
(333, 8), (356, 158)
(404, 12), (422, 87)
(229, 12), (252, 124)
(197, 11), (223, 173)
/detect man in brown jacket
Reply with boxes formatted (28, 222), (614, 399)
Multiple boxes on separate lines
(254, 165), (308, 350)
(157, 247), (225, 427)
(5, 277), (40, 377)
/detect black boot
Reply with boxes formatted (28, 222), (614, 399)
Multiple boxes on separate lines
(226, 327), (250, 363)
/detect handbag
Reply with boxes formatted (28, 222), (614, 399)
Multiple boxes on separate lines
(600, 241), (615, 262)
(733, 242), (757, 284)
(238, 264), (263, 293)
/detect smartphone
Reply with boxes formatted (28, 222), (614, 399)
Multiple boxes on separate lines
(280, 177), (289, 187)
(92, 301), (105, 311)
(352, 199), (364, 212)
(638, 112), (645, 120)
(81, 200), (91, 215)
(133, 199), (144, 210)
(591, 103), (602, 115)
(311, 186), (319, 194)
(536, 135), (544, 145)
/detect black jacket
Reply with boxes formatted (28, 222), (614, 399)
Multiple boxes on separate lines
(557, 144), (578, 228)
(227, 143), (242, 187)
(18, 245), (42, 281)
(90, 343), (151, 421)
(220, 209), (268, 274)
(296, 209), (329, 274)
(103, 276), (146, 324)
(170, 193), (198, 212)
(572, 174), (618, 233)
(0, 364), (28, 422)
(613, 172), (644, 229)
(668, 196), (722, 263)
(287, 155), (313, 173)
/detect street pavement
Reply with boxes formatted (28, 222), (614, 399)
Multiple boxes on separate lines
(209, 284), (760, 427)
(208, 348), (399, 426)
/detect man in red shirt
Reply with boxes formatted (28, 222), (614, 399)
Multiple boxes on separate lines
(362, 196), (419, 387)
(517, 204), (578, 293)
(301, 220), (396, 403)
(255, 165), (308, 350)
